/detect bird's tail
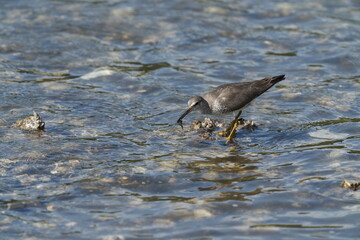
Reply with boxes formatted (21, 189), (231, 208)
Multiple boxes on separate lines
(270, 75), (286, 84)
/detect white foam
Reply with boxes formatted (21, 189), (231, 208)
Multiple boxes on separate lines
(308, 129), (349, 140)
(80, 68), (115, 80)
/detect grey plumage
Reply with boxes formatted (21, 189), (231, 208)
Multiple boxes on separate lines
(177, 75), (285, 128)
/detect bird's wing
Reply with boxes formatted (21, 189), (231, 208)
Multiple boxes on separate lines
(202, 76), (285, 114)
(216, 83), (254, 112)
(204, 78), (281, 113)
(202, 82), (251, 113)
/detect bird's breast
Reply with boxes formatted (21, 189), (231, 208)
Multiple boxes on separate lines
(211, 99), (231, 115)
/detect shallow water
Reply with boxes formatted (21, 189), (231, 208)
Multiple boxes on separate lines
(1, 0), (359, 239)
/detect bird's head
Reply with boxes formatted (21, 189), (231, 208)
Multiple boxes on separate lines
(177, 96), (207, 129)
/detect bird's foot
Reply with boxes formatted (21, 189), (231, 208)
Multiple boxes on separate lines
(217, 118), (255, 143)
(217, 129), (227, 137)
(225, 120), (239, 144)
(216, 118), (239, 137)
(217, 127), (233, 137)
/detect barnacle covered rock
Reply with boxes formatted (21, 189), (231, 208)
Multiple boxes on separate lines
(342, 180), (360, 191)
(13, 112), (45, 130)
(191, 118), (222, 131)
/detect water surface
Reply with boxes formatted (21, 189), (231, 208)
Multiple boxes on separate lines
(0, 0), (359, 239)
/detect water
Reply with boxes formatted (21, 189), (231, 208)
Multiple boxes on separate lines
(1, 0), (359, 239)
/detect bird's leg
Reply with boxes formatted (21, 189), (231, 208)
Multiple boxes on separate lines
(224, 110), (242, 134)
(225, 110), (242, 143)
(216, 111), (242, 138)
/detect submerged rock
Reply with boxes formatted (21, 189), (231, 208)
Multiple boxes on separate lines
(13, 112), (45, 130)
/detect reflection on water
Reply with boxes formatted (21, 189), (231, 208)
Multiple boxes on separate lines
(0, 0), (360, 239)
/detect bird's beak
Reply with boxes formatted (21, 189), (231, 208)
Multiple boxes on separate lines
(177, 106), (194, 129)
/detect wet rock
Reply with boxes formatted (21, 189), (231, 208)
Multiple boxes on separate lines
(191, 118), (222, 131)
(237, 118), (257, 131)
(190, 118), (223, 140)
(342, 180), (360, 191)
(13, 112), (45, 130)
(190, 117), (257, 140)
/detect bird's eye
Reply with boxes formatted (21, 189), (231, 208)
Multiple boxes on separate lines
(192, 101), (200, 107)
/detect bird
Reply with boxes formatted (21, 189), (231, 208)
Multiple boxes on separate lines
(177, 75), (286, 143)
